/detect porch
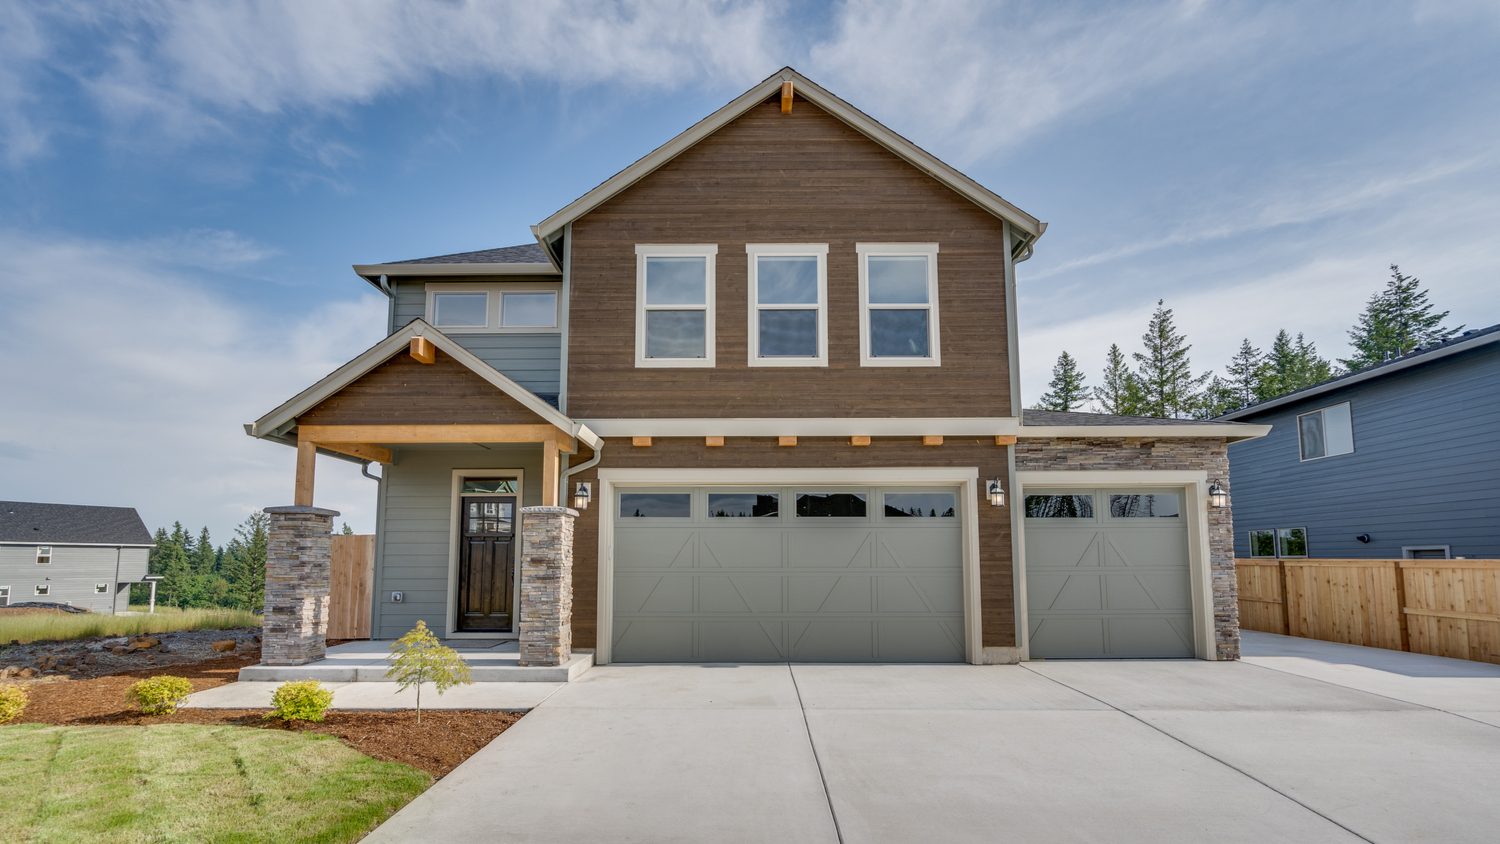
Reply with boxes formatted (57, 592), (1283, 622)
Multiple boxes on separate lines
(239, 638), (594, 683)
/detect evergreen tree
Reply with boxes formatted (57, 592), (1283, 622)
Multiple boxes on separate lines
(340, 523), (355, 535)
(1223, 338), (1266, 409)
(1093, 343), (1148, 416)
(1033, 351), (1090, 411)
(1131, 300), (1209, 418)
(1199, 376), (1244, 419)
(1340, 264), (1462, 371)
(1258, 330), (1334, 401)
(194, 527), (216, 576)
(152, 523), (194, 608)
(223, 512), (270, 612)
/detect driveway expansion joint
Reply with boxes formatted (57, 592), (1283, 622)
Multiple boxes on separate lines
(789, 665), (846, 844)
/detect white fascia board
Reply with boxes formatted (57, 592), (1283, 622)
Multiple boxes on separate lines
(1217, 331), (1500, 420)
(581, 417), (1021, 438)
(532, 68), (1043, 243)
(0, 542), (155, 548)
(247, 319), (600, 449)
(1020, 424), (1271, 442)
(353, 263), (561, 277)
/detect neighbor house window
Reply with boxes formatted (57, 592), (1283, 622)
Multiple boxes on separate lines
(746, 244), (827, 366)
(36, 546), (51, 565)
(1298, 402), (1354, 461)
(0, 586), (9, 607)
(1277, 528), (1309, 557)
(34, 584), (50, 596)
(636, 245), (716, 367)
(426, 284), (560, 332)
(95, 583), (110, 594)
(857, 243), (940, 366)
(1403, 546), (1451, 560)
(1248, 530), (1277, 557)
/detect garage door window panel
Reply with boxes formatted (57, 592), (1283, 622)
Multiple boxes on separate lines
(1108, 493), (1179, 518)
(883, 492), (956, 518)
(795, 492), (868, 518)
(1025, 494), (1095, 519)
(708, 493), (779, 518)
(619, 492), (692, 519)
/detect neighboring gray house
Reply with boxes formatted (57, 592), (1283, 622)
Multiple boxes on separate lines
(1219, 324), (1500, 561)
(0, 502), (154, 613)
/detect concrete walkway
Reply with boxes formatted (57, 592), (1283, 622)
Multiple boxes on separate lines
(185, 680), (561, 711)
(357, 634), (1500, 843)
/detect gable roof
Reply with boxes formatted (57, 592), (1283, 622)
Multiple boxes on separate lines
(352, 242), (559, 286)
(247, 320), (600, 450)
(1218, 323), (1500, 421)
(530, 67), (1046, 262)
(0, 501), (154, 546)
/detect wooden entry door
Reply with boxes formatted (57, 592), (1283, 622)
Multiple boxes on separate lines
(457, 496), (517, 632)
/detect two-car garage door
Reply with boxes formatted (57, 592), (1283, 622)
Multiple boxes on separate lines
(610, 486), (966, 663)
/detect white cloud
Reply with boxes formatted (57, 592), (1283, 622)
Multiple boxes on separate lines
(0, 229), (386, 539)
(0, 3), (51, 165)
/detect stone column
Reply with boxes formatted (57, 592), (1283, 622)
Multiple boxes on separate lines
(262, 505), (339, 666)
(518, 506), (577, 667)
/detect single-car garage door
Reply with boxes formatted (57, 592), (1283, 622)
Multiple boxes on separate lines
(1024, 487), (1194, 658)
(611, 486), (965, 663)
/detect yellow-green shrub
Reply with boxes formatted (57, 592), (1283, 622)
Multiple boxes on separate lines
(0, 684), (28, 723)
(127, 675), (194, 715)
(267, 680), (334, 722)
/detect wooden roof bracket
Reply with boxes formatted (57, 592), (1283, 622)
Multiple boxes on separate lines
(781, 80), (794, 113)
(409, 336), (435, 364)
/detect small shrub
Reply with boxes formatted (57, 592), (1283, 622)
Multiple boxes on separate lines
(267, 680), (334, 722)
(385, 620), (473, 723)
(0, 684), (28, 723)
(127, 675), (194, 715)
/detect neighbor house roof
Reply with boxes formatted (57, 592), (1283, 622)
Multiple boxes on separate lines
(1021, 410), (1269, 442)
(530, 67), (1046, 265)
(1218, 323), (1500, 421)
(0, 502), (154, 546)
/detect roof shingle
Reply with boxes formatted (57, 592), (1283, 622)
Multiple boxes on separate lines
(0, 501), (154, 545)
(383, 243), (549, 266)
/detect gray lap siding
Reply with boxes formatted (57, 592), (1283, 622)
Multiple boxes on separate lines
(0, 545), (147, 614)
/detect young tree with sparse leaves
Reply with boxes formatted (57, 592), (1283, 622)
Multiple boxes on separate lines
(1033, 351), (1090, 411)
(1340, 264), (1461, 371)
(1093, 343), (1147, 416)
(385, 621), (474, 723)
(1132, 300), (1209, 418)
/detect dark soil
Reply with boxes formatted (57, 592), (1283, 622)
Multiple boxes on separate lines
(1, 626), (264, 679)
(9, 647), (521, 777)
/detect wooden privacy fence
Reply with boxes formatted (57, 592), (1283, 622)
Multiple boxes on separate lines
(1237, 558), (1500, 665)
(329, 534), (376, 640)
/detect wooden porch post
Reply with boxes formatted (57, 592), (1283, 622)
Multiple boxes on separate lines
(542, 436), (559, 507)
(295, 439), (316, 507)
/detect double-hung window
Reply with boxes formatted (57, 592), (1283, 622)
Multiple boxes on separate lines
(857, 243), (940, 366)
(746, 244), (827, 366)
(1297, 402), (1354, 461)
(635, 245), (716, 367)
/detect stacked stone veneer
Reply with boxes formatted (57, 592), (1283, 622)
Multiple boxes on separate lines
(262, 506), (338, 666)
(1015, 437), (1240, 660)
(518, 506), (577, 667)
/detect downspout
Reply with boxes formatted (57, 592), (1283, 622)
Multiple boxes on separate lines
(379, 274), (395, 335)
(560, 441), (604, 509)
(113, 546), (122, 616)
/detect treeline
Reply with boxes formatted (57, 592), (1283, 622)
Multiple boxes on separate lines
(133, 512), (354, 610)
(1035, 265), (1464, 419)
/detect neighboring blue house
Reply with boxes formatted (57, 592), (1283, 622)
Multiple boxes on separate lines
(1219, 323), (1500, 561)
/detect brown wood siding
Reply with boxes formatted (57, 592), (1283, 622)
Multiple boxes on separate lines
(565, 436), (1015, 650)
(567, 96), (1013, 418)
(296, 349), (549, 426)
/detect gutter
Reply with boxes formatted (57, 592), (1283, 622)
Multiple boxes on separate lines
(1020, 423), (1271, 443)
(560, 441), (604, 509)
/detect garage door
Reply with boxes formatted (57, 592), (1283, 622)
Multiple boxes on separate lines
(1024, 487), (1194, 658)
(611, 486), (965, 663)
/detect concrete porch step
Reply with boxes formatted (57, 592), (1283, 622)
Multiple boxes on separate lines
(238, 640), (594, 683)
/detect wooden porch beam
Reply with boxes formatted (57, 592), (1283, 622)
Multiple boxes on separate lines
(295, 439), (316, 506)
(542, 436), (559, 507)
(994, 435), (1018, 446)
(781, 80), (794, 113)
(297, 424), (568, 446)
(315, 441), (393, 464)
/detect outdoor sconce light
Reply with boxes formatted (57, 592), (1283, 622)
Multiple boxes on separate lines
(573, 481), (592, 511)
(1208, 482), (1230, 508)
(1356, 534), (1372, 544)
(986, 478), (1007, 507)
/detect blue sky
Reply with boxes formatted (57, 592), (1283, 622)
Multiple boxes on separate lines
(2, 1), (1497, 542)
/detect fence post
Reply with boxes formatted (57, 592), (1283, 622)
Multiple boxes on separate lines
(1278, 560), (1293, 637)
(1393, 560), (1411, 652)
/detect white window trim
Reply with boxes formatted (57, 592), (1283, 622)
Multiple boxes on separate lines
(34, 584), (50, 596)
(1297, 402), (1354, 462)
(425, 282), (562, 334)
(857, 242), (941, 367)
(95, 583), (110, 594)
(1402, 545), (1451, 559)
(36, 546), (51, 564)
(745, 243), (828, 367)
(635, 244), (717, 368)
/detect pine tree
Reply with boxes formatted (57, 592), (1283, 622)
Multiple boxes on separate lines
(194, 527), (216, 576)
(153, 523), (194, 608)
(223, 512), (270, 611)
(1093, 343), (1147, 416)
(1033, 351), (1090, 411)
(340, 523), (354, 535)
(1223, 338), (1266, 408)
(1258, 330), (1334, 401)
(1131, 300), (1209, 418)
(1340, 264), (1462, 371)
(1199, 376), (1243, 419)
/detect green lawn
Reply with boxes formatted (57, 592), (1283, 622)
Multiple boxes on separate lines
(0, 724), (430, 843)
(0, 608), (260, 644)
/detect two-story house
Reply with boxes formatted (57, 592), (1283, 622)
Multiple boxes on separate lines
(0, 501), (152, 613)
(249, 69), (1267, 666)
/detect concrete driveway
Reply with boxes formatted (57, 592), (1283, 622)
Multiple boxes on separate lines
(363, 631), (1500, 843)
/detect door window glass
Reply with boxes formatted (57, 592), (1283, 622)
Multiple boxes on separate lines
(883, 493), (956, 518)
(466, 500), (514, 534)
(1109, 494), (1180, 518)
(708, 493), (779, 518)
(1024, 495), (1094, 518)
(462, 479), (516, 494)
(620, 493), (691, 518)
(795, 493), (868, 517)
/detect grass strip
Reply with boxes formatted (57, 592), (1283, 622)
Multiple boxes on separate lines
(0, 608), (261, 644)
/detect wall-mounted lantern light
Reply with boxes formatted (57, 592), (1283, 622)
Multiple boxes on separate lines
(986, 478), (1007, 507)
(573, 481), (592, 511)
(1356, 533), (1371, 544)
(1207, 482), (1230, 509)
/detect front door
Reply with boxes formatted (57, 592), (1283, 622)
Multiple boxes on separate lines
(457, 496), (516, 632)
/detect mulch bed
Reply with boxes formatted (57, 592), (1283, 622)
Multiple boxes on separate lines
(9, 647), (523, 778)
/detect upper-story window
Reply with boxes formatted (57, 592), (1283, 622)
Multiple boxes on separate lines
(1298, 402), (1353, 461)
(36, 546), (51, 565)
(857, 243), (941, 367)
(426, 283), (559, 332)
(746, 244), (828, 367)
(635, 244), (717, 368)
